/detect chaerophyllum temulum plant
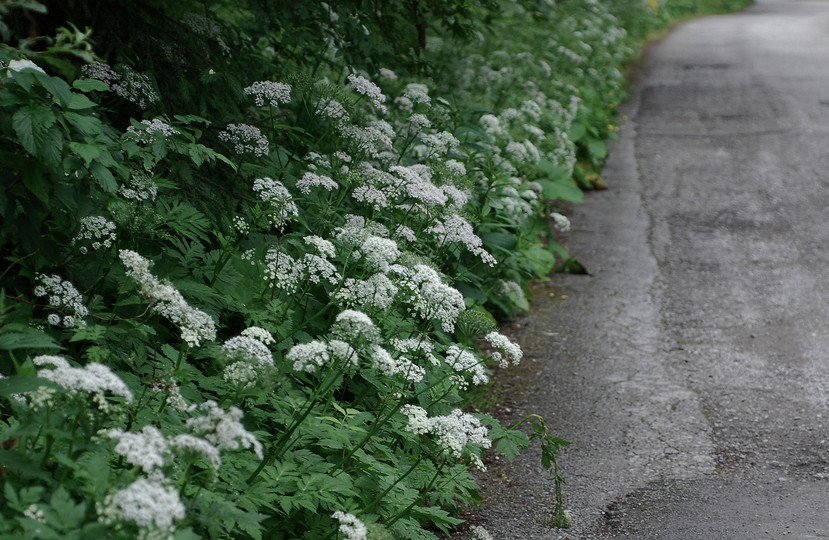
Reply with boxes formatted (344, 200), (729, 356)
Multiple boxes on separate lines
(0, 0), (740, 537)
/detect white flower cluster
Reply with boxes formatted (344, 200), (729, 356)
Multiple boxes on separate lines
(427, 214), (496, 266)
(484, 332), (523, 368)
(244, 80), (292, 107)
(316, 98), (350, 128)
(370, 345), (425, 383)
(31, 355), (133, 410)
(185, 400), (263, 460)
(34, 274), (89, 329)
(126, 119), (178, 144)
(335, 273), (398, 311)
(353, 236), (400, 273)
(389, 165), (447, 208)
(498, 280), (526, 304)
(330, 309), (380, 344)
(103, 65), (159, 109)
(391, 337), (440, 366)
(347, 73), (386, 109)
(264, 249), (301, 293)
(221, 332), (275, 387)
(119, 250), (216, 347)
(119, 173), (158, 202)
(394, 264), (465, 333)
(287, 340), (329, 373)
(98, 474), (186, 537)
(219, 123), (269, 157)
(550, 212), (571, 232)
(400, 406), (491, 459)
(106, 425), (222, 473)
(296, 171), (338, 195)
(403, 83), (431, 105)
(469, 525), (495, 540)
(73, 215), (117, 253)
(444, 345), (489, 389)
(253, 177), (299, 229)
(421, 131), (459, 155)
(332, 511), (368, 540)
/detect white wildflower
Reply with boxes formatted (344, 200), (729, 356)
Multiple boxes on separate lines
(328, 339), (359, 367)
(391, 337), (440, 366)
(253, 177), (299, 228)
(470, 525), (494, 540)
(185, 400), (263, 459)
(304, 236), (337, 258)
(427, 215), (496, 266)
(126, 118), (178, 143)
(287, 340), (330, 373)
(347, 73), (386, 108)
(106, 425), (170, 474)
(317, 98), (350, 126)
(445, 159), (467, 176)
(73, 216), (117, 252)
(377, 68), (398, 80)
(244, 80), (291, 107)
(32, 355), (132, 411)
(119, 173), (158, 202)
(485, 331), (523, 367)
(110, 66), (159, 109)
(169, 434), (222, 470)
(335, 273), (398, 311)
(403, 83), (431, 105)
(356, 236), (400, 273)
(296, 171), (338, 195)
(299, 253), (341, 285)
(421, 131), (459, 154)
(219, 123), (269, 157)
(264, 249), (302, 293)
(99, 475), (186, 535)
(370, 345), (424, 383)
(550, 212), (571, 232)
(331, 309), (380, 344)
(445, 345), (489, 389)
(389, 165), (447, 208)
(34, 274), (88, 328)
(332, 511), (368, 540)
(394, 264), (466, 333)
(241, 326), (274, 345)
(222, 335), (274, 386)
(393, 225), (417, 243)
(409, 113), (431, 132)
(119, 250), (216, 347)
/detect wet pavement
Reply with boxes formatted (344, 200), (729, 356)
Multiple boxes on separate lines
(468, 1), (829, 538)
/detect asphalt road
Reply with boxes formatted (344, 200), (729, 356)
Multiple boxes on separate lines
(468, 1), (829, 538)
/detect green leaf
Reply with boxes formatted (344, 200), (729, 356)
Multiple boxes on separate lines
(90, 161), (118, 193)
(586, 138), (608, 160)
(72, 78), (109, 92)
(40, 76), (74, 107)
(68, 141), (102, 166)
(568, 121), (587, 142)
(538, 178), (583, 203)
(12, 103), (56, 156)
(0, 376), (61, 396)
(66, 93), (96, 110)
(0, 330), (60, 351)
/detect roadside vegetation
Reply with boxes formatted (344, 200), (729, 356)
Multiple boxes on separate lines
(0, 0), (750, 538)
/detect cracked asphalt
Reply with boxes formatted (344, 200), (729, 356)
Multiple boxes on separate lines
(465, 1), (829, 538)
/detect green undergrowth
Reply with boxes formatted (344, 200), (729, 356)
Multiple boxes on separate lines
(0, 1), (751, 539)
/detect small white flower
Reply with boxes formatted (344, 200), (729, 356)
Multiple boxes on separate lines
(550, 212), (571, 232)
(219, 123), (269, 157)
(332, 511), (367, 540)
(287, 340), (330, 373)
(347, 73), (386, 108)
(244, 80), (291, 107)
(185, 400), (263, 459)
(98, 475), (185, 533)
(106, 425), (170, 474)
(296, 171), (338, 195)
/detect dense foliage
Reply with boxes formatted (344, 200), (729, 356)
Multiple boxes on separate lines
(0, 0), (750, 538)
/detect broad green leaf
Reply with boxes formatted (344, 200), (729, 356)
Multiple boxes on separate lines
(68, 141), (102, 166)
(67, 93), (96, 110)
(40, 76), (74, 107)
(538, 177), (584, 203)
(0, 376), (61, 396)
(587, 138), (608, 160)
(12, 103), (55, 155)
(72, 78), (109, 92)
(90, 161), (117, 193)
(0, 331), (60, 351)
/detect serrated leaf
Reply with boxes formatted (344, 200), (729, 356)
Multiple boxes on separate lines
(12, 103), (55, 156)
(90, 161), (117, 193)
(40, 76), (73, 107)
(0, 331), (60, 350)
(68, 141), (102, 166)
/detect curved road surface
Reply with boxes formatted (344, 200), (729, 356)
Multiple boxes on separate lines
(471, 1), (829, 538)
